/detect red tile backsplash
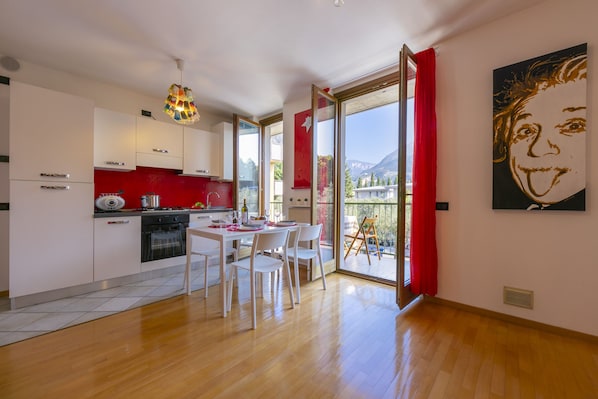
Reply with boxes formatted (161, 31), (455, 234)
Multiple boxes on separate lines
(94, 166), (232, 209)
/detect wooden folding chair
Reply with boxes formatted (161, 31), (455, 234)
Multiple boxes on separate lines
(344, 215), (381, 265)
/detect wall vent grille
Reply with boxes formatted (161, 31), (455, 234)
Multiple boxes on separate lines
(503, 286), (534, 309)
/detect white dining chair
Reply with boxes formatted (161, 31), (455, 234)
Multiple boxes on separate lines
(184, 246), (238, 298)
(227, 229), (295, 329)
(287, 223), (327, 303)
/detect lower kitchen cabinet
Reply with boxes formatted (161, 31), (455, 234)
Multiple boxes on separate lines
(9, 180), (94, 297)
(0, 211), (8, 292)
(94, 216), (141, 281)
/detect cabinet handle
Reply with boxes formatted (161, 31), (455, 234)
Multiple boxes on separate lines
(107, 220), (130, 224)
(105, 161), (126, 166)
(196, 216), (210, 220)
(196, 169), (209, 174)
(152, 148), (169, 154)
(41, 185), (70, 190)
(40, 173), (70, 179)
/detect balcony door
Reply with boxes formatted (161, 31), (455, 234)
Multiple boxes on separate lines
(397, 44), (418, 309)
(338, 79), (401, 283)
(311, 85), (338, 278)
(336, 44), (418, 309)
(233, 115), (261, 216)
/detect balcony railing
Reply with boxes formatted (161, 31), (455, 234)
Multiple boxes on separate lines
(344, 199), (411, 258)
(268, 199), (410, 258)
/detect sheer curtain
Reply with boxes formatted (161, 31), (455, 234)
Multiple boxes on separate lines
(409, 48), (438, 295)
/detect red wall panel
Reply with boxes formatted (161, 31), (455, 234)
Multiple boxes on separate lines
(94, 166), (232, 209)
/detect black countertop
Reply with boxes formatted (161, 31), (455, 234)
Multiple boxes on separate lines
(93, 208), (233, 218)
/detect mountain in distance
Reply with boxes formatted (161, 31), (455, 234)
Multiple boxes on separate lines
(345, 159), (375, 180)
(348, 149), (413, 185)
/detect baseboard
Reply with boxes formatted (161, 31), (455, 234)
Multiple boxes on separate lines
(0, 290), (8, 298)
(424, 295), (598, 343)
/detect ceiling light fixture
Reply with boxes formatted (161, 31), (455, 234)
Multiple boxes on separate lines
(334, 0), (344, 7)
(163, 58), (200, 125)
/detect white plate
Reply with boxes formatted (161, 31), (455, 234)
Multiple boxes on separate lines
(276, 220), (296, 226)
(238, 224), (263, 231)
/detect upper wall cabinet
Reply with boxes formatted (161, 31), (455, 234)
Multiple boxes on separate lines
(9, 81), (94, 183)
(212, 122), (233, 181)
(136, 116), (183, 170)
(182, 127), (220, 177)
(94, 108), (136, 171)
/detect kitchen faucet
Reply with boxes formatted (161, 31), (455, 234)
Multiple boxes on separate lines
(206, 191), (220, 209)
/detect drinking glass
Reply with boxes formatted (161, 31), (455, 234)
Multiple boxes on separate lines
(231, 210), (240, 226)
(274, 209), (281, 223)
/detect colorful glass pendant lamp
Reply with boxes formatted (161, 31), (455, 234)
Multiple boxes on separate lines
(163, 58), (200, 125)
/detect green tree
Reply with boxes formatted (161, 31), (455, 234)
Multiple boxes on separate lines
(357, 177), (362, 188)
(273, 161), (283, 180)
(369, 172), (375, 187)
(345, 167), (354, 198)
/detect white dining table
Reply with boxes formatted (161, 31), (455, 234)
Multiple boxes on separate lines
(185, 223), (300, 317)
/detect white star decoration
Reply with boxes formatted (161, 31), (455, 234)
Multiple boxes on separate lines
(301, 115), (312, 132)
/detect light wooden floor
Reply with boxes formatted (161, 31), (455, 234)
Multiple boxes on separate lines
(1, 272), (597, 399)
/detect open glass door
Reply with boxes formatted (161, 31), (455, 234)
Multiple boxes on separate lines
(397, 44), (418, 309)
(311, 85), (338, 278)
(233, 115), (262, 217)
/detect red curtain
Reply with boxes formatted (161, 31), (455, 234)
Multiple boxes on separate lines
(409, 48), (438, 296)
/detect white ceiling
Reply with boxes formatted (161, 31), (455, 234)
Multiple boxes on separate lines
(0, 0), (543, 119)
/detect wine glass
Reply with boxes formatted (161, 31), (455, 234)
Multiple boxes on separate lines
(274, 209), (281, 223)
(264, 209), (270, 222)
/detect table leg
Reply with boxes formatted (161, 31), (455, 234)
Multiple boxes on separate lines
(220, 237), (227, 317)
(294, 251), (301, 303)
(186, 232), (192, 295)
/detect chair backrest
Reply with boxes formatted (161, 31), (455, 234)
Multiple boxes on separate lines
(360, 216), (378, 236)
(297, 224), (322, 243)
(252, 229), (290, 254)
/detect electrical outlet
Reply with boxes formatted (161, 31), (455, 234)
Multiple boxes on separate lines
(436, 202), (449, 211)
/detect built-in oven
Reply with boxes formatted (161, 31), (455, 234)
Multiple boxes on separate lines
(141, 212), (189, 262)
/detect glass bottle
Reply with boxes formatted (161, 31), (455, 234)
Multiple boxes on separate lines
(241, 198), (249, 225)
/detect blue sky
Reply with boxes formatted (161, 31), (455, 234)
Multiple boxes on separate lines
(345, 100), (413, 164)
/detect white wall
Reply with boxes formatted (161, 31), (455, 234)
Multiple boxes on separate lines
(435, 0), (598, 336)
(0, 58), (227, 131)
(282, 97), (311, 218)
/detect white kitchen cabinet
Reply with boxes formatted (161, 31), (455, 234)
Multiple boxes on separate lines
(136, 116), (183, 170)
(94, 108), (136, 171)
(9, 180), (94, 297)
(212, 122), (233, 180)
(182, 127), (220, 177)
(0, 81), (7, 293)
(0, 80), (8, 156)
(9, 81), (94, 183)
(0, 162), (7, 202)
(0, 211), (8, 292)
(94, 216), (141, 281)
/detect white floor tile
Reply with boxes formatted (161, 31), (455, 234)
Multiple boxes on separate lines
(0, 270), (219, 347)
